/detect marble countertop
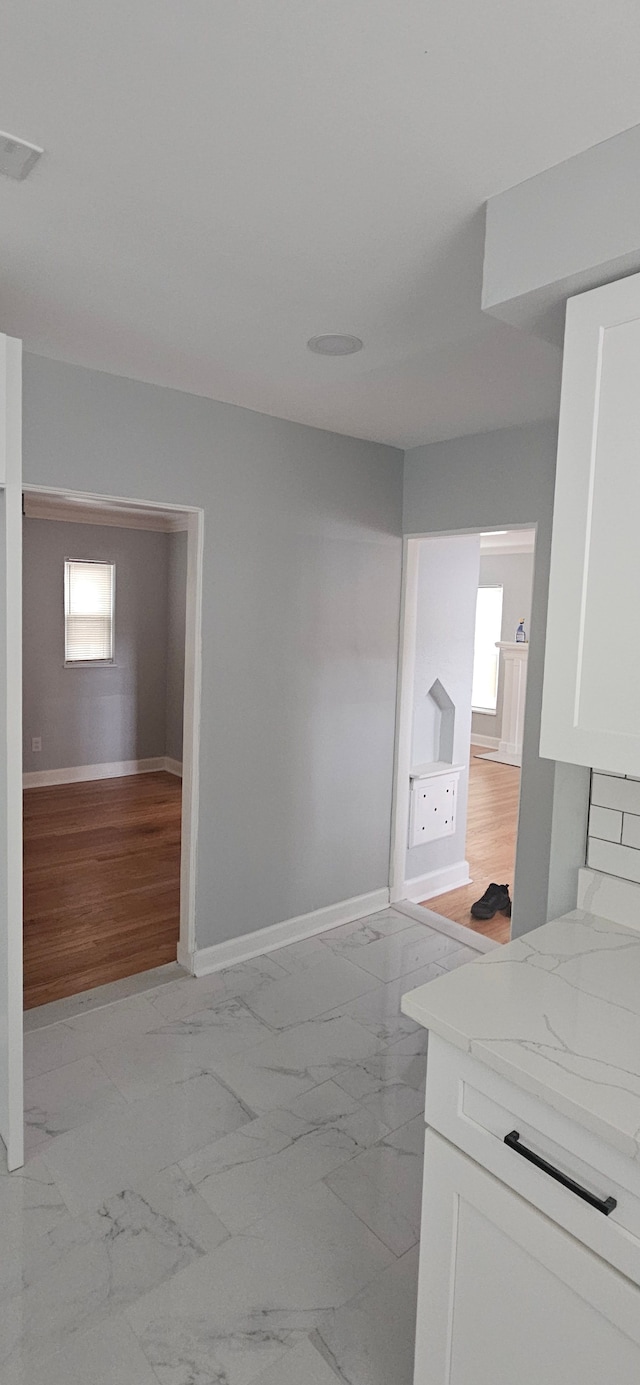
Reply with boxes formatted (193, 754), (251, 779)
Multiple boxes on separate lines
(401, 910), (640, 1159)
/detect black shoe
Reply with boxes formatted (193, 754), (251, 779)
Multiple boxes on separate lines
(470, 883), (512, 920)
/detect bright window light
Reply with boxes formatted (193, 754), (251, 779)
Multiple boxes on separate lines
(472, 586), (503, 712)
(64, 559), (115, 664)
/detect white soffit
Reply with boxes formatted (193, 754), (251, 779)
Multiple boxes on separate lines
(3, 3), (640, 445)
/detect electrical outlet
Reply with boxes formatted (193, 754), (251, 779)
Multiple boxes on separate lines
(31, 736), (42, 753)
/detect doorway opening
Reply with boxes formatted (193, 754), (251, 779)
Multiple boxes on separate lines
(390, 525), (536, 945)
(21, 487), (203, 1009)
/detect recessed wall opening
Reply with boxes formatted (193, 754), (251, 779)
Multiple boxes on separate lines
(21, 487), (203, 1010)
(391, 524), (537, 945)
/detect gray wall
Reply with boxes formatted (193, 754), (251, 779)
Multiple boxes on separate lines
(403, 420), (590, 937)
(22, 354), (403, 951)
(165, 530), (187, 763)
(407, 534), (480, 884)
(22, 518), (171, 773)
(472, 550), (534, 743)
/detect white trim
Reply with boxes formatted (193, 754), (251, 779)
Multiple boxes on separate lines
(164, 757), (183, 778)
(392, 898), (498, 952)
(24, 491), (188, 531)
(22, 757), (173, 789)
(176, 941), (194, 972)
(470, 734), (500, 750)
(410, 760), (465, 780)
(179, 510), (203, 966)
(190, 888), (390, 977)
(402, 860), (471, 903)
(389, 537), (419, 903)
(22, 482), (198, 516)
(479, 528), (536, 555)
(1, 334), (24, 1170)
(23, 484), (204, 976)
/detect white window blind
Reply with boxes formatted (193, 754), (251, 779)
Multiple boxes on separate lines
(472, 585), (503, 712)
(64, 560), (115, 663)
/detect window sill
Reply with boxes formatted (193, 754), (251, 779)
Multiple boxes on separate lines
(64, 660), (116, 669)
(472, 706), (497, 716)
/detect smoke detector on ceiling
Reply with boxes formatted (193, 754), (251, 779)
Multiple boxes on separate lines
(0, 131), (43, 181)
(307, 334), (364, 356)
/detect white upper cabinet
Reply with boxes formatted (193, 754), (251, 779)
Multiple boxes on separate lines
(540, 271), (640, 774)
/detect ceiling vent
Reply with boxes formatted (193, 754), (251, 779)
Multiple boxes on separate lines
(0, 131), (43, 181)
(307, 334), (363, 356)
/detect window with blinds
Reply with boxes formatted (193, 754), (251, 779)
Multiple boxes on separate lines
(64, 559), (115, 664)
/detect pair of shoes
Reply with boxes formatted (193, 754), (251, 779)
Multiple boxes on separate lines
(470, 883), (512, 920)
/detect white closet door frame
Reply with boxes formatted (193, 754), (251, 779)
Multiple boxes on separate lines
(0, 334), (23, 1171)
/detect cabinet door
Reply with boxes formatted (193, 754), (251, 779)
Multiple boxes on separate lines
(415, 1131), (640, 1385)
(540, 270), (640, 774)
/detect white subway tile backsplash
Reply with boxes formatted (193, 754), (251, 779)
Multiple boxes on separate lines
(586, 775), (640, 890)
(588, 805), (622, 843)
(622, 813), (640, 850)
(591, 774), (640, 815)
(587, 835), (640, 885)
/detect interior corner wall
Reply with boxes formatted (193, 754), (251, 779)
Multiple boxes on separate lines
(22, 354), (403, 951)
(165, 529), (187, 763)
(403, 419), (589, 937)
(406, 533), (480, 886)
(22, 517), (170, 773)
(472, 549), (535, 743)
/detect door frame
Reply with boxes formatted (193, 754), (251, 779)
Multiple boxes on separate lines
(389, 524), (537, 929)
(0, 336), (24, 1170)
(22, 484), (204, 971)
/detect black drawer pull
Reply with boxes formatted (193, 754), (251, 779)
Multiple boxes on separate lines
(504, 1130), (617, 1216)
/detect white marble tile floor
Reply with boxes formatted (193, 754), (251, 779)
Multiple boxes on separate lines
(2, 906), (482, 1384)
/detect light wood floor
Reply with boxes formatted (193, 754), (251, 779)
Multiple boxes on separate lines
(23, 772), (182, 1009)
(420, 746), (520, 944)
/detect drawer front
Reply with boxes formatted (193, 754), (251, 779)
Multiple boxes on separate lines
(415, 1130), (640, 1385)
(425, 1034), (640, 1285)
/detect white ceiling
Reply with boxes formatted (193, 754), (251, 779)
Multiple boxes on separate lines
(2, 2), (640, 449)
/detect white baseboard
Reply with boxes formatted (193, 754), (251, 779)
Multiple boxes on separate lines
(191, 887), (391, 977)
(176, 941), (195, 974)
(23, 756), (182, 789)
(470, 734), (500, 750)
(164, 758), (183, 778)
(401, 860), (471, 904)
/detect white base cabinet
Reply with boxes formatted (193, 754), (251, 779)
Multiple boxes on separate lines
(413, 1036), (640, 1385)
(415, 1130), (640, 1385)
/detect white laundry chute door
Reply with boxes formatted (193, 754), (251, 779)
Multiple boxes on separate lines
(0, 334), (23, 1171)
